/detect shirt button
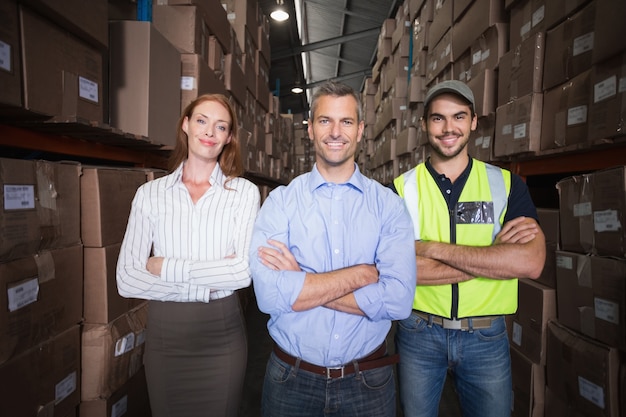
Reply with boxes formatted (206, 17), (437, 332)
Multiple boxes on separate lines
(334, 249), (340, 254)
(446, 189), (451, 194)
(334, 334), (339, 339)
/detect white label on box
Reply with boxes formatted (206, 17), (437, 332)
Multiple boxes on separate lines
(567, 105), (587, 125)
(502, 124), (512, 135)
(181, 76), (196, 91)
(594, 209), (621, 232)
(532, 5), (545, 28)
(4, 184), (35, 210)
(573, 32), (594, 57)
(0, 40), (11, 72)
(520, 21), (531, 38)
(475, 137), (483, 147)
(472, 51), (482, 66)
(594, 76), (617, 103)
(513, 123), (527, 140)
(578, 376), (605, 409)
(512, 321), (522, 346)
(79, 76), (99, 103)
(556, 254), (573, 270)
(573, 202), (592, 217)
(112, 395), (129, 417)
(595, 297), (619, 324)
(483, 136), (491, 148)
(115, 332), (136, 357)
(7, 277), (39, 312)
(55, 372), (77, 404)
(481, 49), (490, 62)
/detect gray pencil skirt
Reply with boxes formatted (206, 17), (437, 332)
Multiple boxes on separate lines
(144, 294), (247, 417)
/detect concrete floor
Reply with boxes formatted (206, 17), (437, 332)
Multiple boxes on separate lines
(238, 294), (463, 417)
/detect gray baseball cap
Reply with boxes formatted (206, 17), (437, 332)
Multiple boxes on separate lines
(424, 80), (475, 110)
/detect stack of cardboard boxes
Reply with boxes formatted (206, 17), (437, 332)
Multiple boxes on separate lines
(0, 0), (297, 183)
(0, 158), (166, 416)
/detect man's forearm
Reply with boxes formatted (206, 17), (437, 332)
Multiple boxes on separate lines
(323, 293), (365, 316)
(417, 236), (545, 280)
(292, 264), (378, 311)
(415, 255), (474, 285)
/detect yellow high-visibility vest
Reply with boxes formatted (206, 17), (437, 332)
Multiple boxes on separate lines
(394, 160), (516, 318)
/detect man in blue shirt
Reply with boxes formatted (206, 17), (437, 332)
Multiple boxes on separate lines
(249, 81), (416, 417)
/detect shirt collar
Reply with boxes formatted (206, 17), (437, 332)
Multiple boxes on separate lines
(308, 163), (365, 193)
(166, 161), (226, 189)
(425, 156), (473, 182)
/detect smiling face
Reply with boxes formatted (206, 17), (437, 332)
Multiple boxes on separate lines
(307, 94), (364, 178)
(182, 99), (232, 164)
(421, 93), (477, 163)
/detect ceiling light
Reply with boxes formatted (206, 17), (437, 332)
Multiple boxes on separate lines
(270, 0), (289, 22)
(291, 86), (304, 94)
(270, 9), (289, 21)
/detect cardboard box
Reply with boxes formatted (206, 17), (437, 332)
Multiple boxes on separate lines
(468, 113), (495, 162)
(20, 6), (104, 122)
(546, 320), (620, 417)
(468, 23), (508, 75)
(494, 93), (543, 157)
(396, 127), (418, 156)
(0, 159), (81, 262)
(540, 69), (591, 151)
(510, 347), (545, 417)
(84, 243), (144, 325)
(181, 53), (228, 115)
(590, 166), (626, 258)
(81, 302), (148, 400)
(467, 68), (496, 117)
(509, 279), (556, 365)
(20, 0), (108, 48)
(0, 325), (80, 417)
(79, 366), (151, 417)
(155, 0), (231, 53)
(0, 0), (22, 109)
(544, 0), (589, 30)
(497, 32), (544, 106)
(428, 0), (452, 49)
(451, 0), (505, 59)
(556, 174), (594, 254)
(509, 0), (547, 50)
(542, 2), (595, 91)
(0, 245), (83, 366)
(555, 251), (626, 350)
(592, 0), (626, 64)
(152, 5), (211, 59)
(588, 52), (626, 142)
(109, 21), (181, 147)
(426, 29), (453, 83)
(80, 167), (147, 248)
(536, 208), (558, 288)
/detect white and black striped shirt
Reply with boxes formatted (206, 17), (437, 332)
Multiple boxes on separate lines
(117, 162), (260, 302)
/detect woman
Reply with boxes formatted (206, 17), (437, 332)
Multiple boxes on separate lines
(117, 94), (260, 417)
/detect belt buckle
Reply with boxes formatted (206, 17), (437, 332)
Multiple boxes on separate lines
(326, 366), (344, 379)
(442, 318), (462, 330)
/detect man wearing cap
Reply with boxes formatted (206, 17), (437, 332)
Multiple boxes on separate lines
(392, 80), (546, 417)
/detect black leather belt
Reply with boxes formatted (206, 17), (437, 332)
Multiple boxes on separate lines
(415, 311), (497, 330)
(272, 343), (399, 379)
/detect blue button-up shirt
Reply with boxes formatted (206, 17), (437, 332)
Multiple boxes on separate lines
(250, 164), (416, 367)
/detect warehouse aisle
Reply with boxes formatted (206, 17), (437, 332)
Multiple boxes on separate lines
(238, 292), (462, 417)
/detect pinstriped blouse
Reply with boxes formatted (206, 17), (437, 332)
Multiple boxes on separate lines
(116, 162), (261, 302)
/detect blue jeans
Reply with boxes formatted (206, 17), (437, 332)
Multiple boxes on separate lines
(261, 350), (397, 417)
(395, 311), (511, 417)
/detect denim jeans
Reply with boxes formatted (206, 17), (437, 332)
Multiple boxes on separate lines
(261, 350), (397, 417)
(395, 311), (511, 417)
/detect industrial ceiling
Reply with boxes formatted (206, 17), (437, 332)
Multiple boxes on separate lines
(257, 0), (401, 118)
